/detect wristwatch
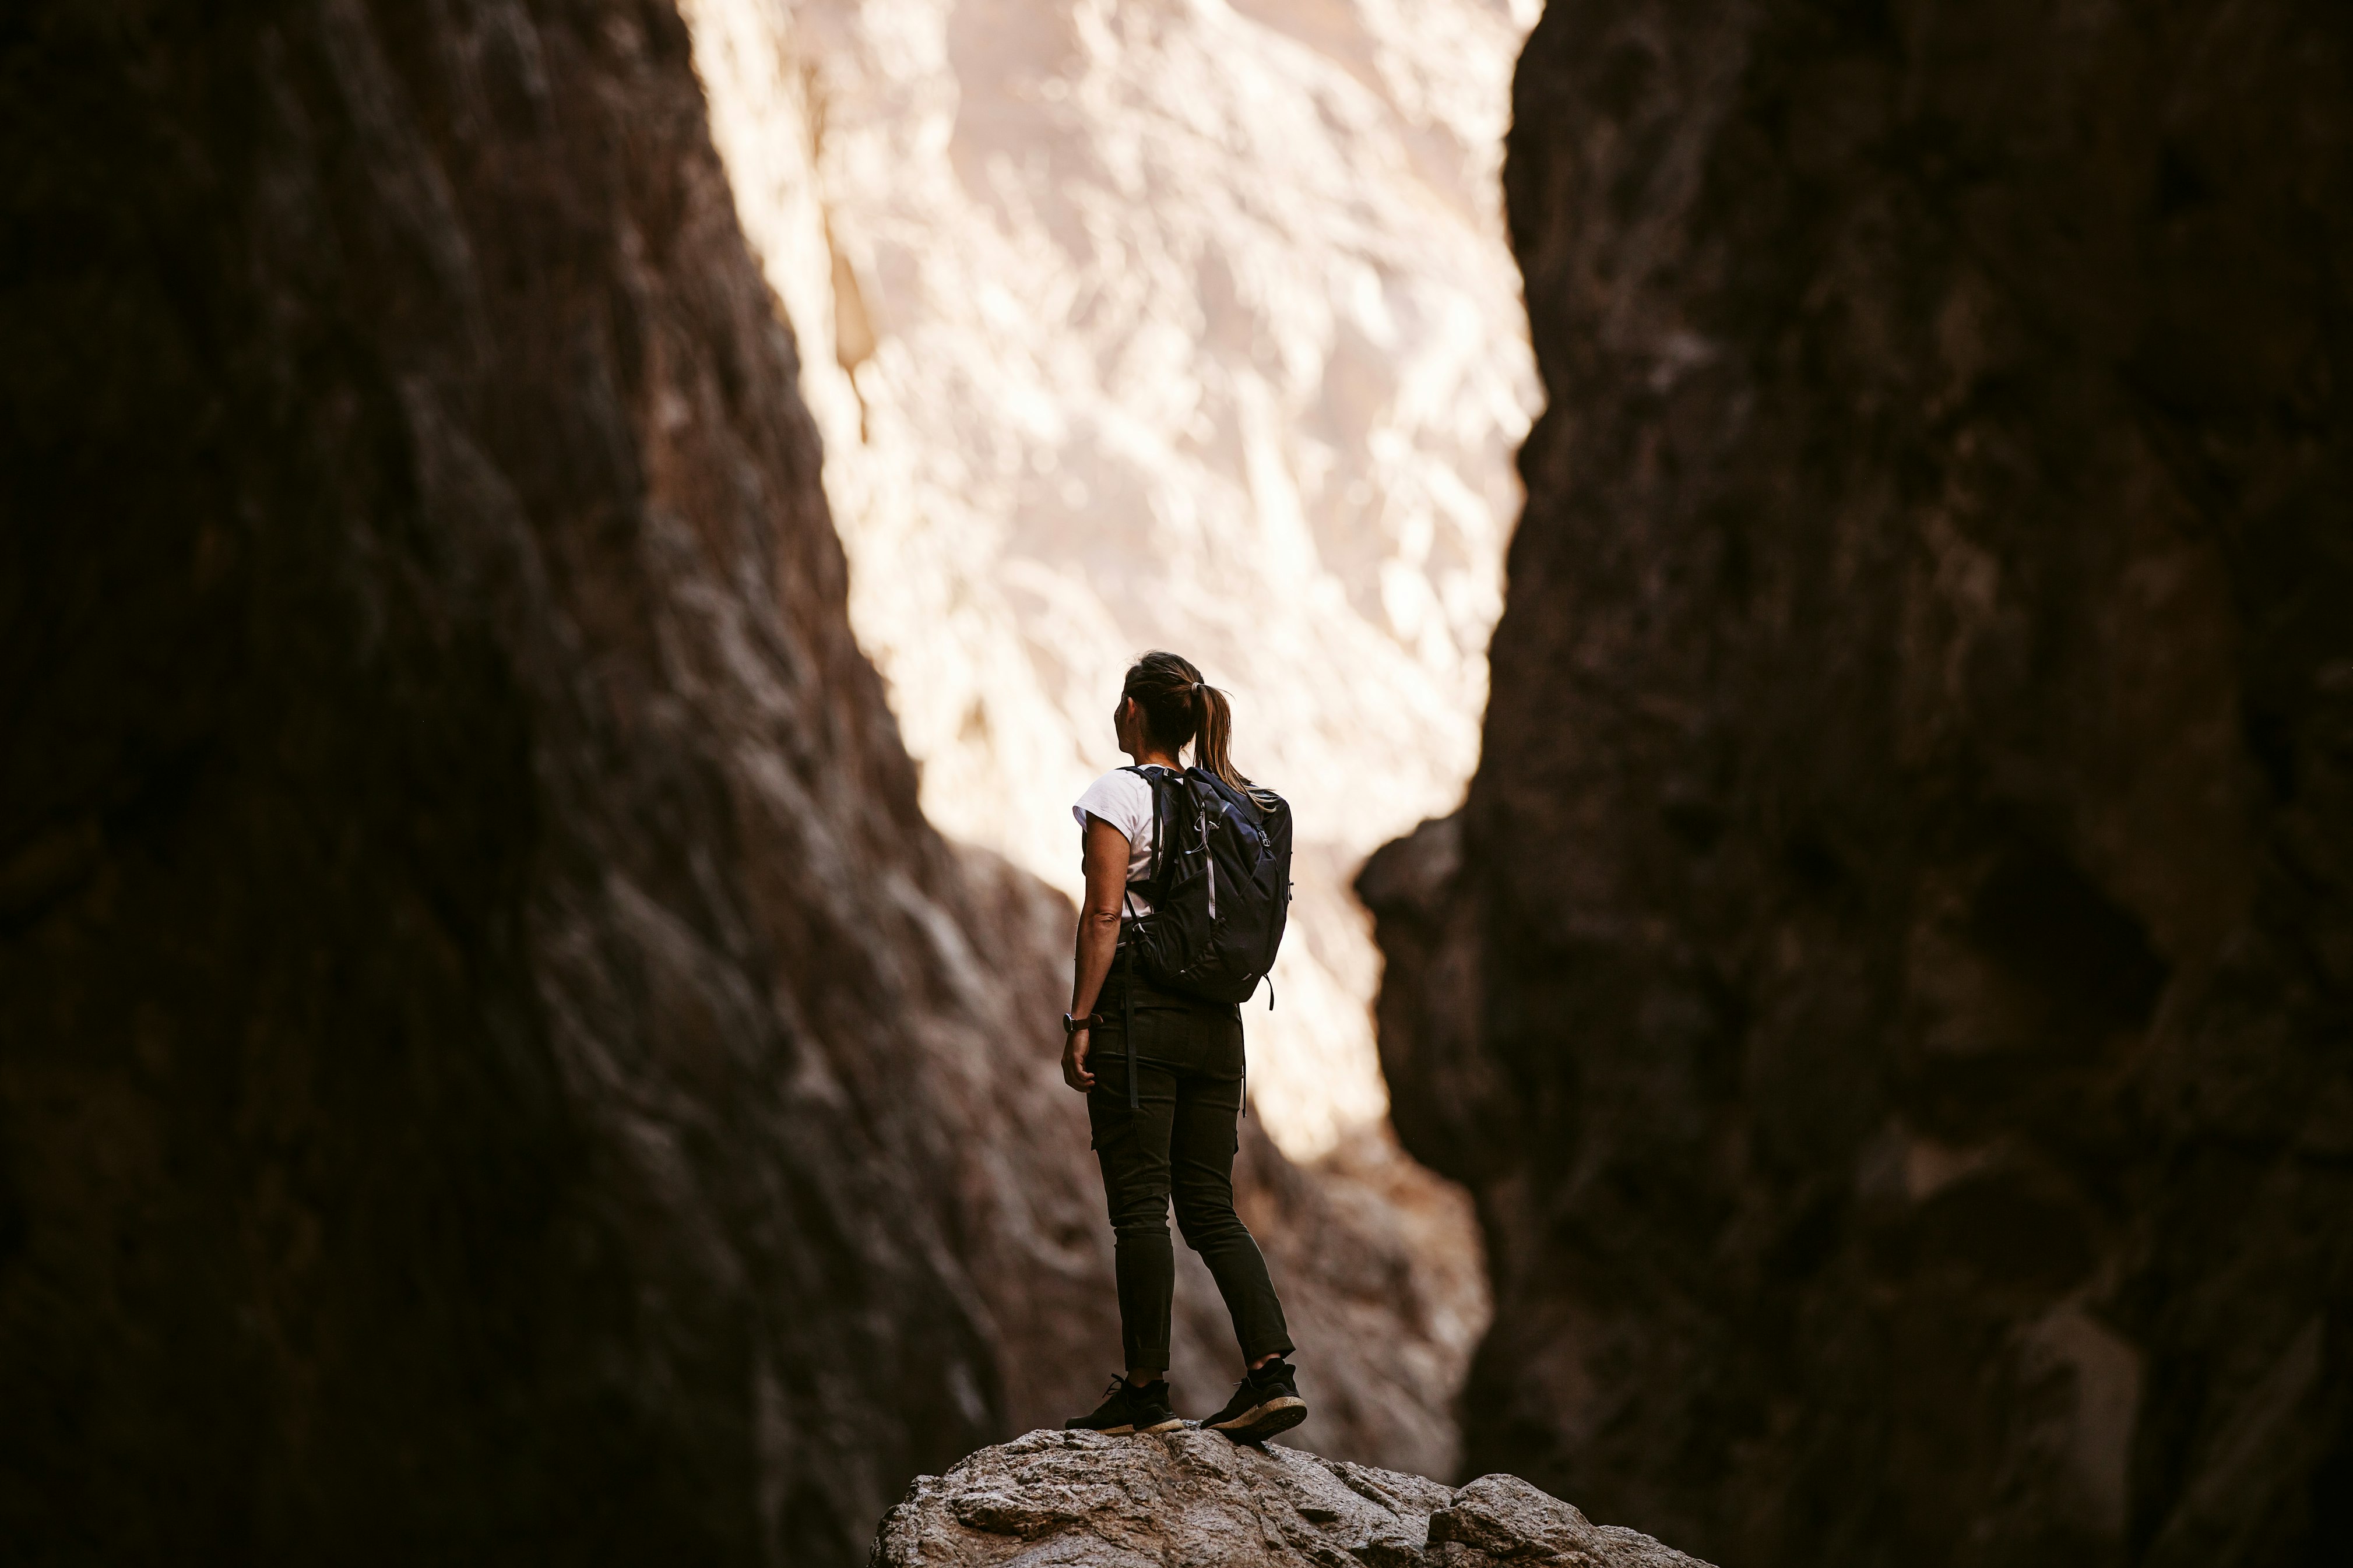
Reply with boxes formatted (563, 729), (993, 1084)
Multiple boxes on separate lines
(1062, 1012), (1097, 1035)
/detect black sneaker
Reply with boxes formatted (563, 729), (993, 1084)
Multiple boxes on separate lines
(1202, 1357), (1307, 1444)
(1064, 1375), (1184, 1435)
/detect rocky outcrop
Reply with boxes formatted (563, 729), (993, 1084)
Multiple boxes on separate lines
(2, 0), (1485, 1559)
(1365, 2), (2352, 1566)
(871, 1429), (1712, 1568)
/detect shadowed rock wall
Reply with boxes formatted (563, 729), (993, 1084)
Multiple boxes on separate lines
(1363, 2), (2352, 1565)
(0, 2), (1480, 1559)
(0, 2), (1048, 1559)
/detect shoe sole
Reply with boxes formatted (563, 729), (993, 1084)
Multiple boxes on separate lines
(1069, 1418), (1186, 1436)
(1208, 1395), (1307, 1444)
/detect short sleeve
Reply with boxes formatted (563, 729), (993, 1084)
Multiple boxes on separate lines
(1071, 770), (1153, 846)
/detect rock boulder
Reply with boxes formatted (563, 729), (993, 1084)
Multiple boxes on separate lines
(871, 1430), (1712, 1568)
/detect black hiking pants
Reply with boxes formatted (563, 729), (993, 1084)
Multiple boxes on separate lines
(1087, 967), (1293, 1373)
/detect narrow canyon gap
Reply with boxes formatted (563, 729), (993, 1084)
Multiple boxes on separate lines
(678, 0), (1542, 1160)
(1364, 2), (2352, 1565)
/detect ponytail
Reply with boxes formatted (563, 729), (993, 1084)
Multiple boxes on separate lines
(1122, 650), (1253, 790)
(1193, 682), (1248, 790)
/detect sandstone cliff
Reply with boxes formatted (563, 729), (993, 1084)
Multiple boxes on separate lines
(871, 1429), (1712, 1568)
(1364, 2), (2352, 1565)
(1, 0), (1457, 1559)
(681, 0), (1539, 1158)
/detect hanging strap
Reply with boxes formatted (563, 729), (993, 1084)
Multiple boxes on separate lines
(1123, 942), (1140, 1110)
(1115, 766), (1166, 1113)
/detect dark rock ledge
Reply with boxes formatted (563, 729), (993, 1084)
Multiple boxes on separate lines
(870, 1429), (1712, 1567)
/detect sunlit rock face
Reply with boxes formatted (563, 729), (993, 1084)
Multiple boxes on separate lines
(684, 0), (1540, 1158)
(1369, 1), (2353, 1564)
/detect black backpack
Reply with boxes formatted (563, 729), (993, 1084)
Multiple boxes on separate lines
(1120, 764), (1293, 1006)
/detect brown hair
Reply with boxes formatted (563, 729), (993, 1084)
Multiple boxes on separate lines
(1123, 650), (1251, 790)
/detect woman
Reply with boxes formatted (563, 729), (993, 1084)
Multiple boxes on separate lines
(1057, 650), (1306, 1442)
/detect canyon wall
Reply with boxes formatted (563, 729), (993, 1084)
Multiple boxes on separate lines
(1365, 1), (2352, 1565)
(2, 2), (1048, 1558)
(681, 0), (1539, 1159)
(2, 0), (1468, 1559)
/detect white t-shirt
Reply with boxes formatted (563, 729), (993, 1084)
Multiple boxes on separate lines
(1071, 765), (1175, 921)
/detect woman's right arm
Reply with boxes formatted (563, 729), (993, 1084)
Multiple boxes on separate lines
(1063, 815), (1129, 1091)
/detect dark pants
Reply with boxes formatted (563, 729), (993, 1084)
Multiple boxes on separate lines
(1087, 969), (1293, 1372)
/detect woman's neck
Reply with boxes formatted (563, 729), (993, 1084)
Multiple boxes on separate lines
(1127, 747), (1183, 771)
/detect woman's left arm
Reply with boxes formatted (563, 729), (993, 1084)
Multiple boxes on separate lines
(1063, 815), (1129, 1091)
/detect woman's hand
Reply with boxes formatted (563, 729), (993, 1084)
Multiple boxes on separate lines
(1062, 1026), (1095, 1092)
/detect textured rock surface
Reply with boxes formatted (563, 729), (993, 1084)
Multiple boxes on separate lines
(872, 1429), (1711, 1568)
(683, 0), (1539, 1156)
(0, 1), (1055, 1558)
(0, 0), (1461, 1557)
(1365, 2), (2353, 1565)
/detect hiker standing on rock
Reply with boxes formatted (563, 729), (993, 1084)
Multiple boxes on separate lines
(1058, 650), (1307, 1443)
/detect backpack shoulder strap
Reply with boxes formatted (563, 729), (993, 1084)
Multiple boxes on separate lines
(1119, 764), (1168, 909)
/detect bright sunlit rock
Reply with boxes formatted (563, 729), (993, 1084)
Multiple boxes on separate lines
(686, 0), (1539, 1158)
